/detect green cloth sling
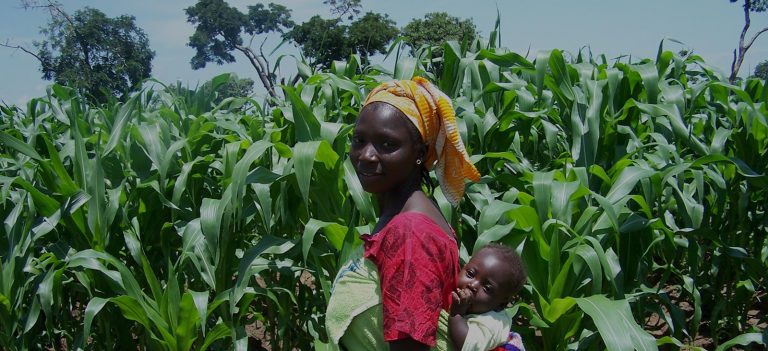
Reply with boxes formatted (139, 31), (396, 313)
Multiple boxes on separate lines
(325, 247), (450, 351)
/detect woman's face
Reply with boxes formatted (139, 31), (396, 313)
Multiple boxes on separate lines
(350, 103), (422, 195)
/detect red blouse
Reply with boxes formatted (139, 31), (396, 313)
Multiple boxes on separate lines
(362, 211), (460, 346)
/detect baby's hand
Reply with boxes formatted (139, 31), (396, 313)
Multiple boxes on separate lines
(450, 287), (473, 316)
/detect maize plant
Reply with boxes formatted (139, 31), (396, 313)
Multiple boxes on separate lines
(1, 24), (766, 351)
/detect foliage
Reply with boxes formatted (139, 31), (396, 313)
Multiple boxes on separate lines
(186, 0), (293, 69)
(323, 0), (362, 20)
(1, 24), (767, 351)
(33, 6), (154, 103)
(418, 36), (767, 350)
(754, 59), (768, 79)
(214, 76), (255, 104)
(166, 74), (254, 109)
(729, 0), (768, 12)
(348, 13), (400, 62)
(401, 12), (477, 55)
(285, 16), (347, 69)
(286, 12), (398, 69)
(185, 0), (293, 99)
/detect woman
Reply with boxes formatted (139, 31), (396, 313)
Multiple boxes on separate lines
(326, 77), (481, 350)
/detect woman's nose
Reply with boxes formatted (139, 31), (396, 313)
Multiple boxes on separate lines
(359, 143), (378, 161)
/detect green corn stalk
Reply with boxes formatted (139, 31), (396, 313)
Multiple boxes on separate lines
(0, 29), (766, 351)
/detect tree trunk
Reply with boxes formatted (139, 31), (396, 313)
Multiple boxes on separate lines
(729, 0), (768, 83)
(236, 45), (278, 100)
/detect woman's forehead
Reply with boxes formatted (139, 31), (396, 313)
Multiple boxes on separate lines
(356, 105), (413, 132)
(359, 102), (407, 120)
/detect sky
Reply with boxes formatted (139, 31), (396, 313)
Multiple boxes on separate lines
(1, 0), (767, 106)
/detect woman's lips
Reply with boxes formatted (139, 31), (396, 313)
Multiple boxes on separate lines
(357, 169), (383, 177)
(358, 171), (383, 178)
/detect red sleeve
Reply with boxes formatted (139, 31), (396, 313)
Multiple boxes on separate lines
(363, 212), (459, 346)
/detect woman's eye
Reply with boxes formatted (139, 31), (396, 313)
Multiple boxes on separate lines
(483, 285), (492, 293)
(381, 140), (396, 150)
(466, 270), (475, 278)
(351, 136), (362, 145)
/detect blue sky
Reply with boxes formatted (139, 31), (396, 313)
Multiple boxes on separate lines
(1, 1), (767, 106)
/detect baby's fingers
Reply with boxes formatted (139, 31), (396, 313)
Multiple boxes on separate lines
(458, 288), (472, 299)
(451, 291), (461, 304)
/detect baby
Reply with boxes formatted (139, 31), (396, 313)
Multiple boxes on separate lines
(448, 243), (527, 351)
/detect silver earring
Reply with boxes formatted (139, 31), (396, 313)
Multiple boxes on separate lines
(416, 159), (422, 165)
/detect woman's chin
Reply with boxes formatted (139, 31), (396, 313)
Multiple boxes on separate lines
(357, 175), (387, 193)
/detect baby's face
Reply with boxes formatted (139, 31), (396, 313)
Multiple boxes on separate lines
(456, 248), (515, 314)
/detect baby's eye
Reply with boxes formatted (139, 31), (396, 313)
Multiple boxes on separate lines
(351, 136), (363, 145)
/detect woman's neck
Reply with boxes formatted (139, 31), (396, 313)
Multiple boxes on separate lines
(373, 175), (423, 232)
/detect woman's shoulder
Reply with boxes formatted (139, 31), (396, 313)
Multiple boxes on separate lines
(373, 212), (457, 252)
(389, 211), (452, 236)
(398, 193), (454, 235)
(363, 210), (458, 261)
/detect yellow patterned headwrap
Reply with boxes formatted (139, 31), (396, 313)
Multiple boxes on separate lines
(363, 76), (480, 205)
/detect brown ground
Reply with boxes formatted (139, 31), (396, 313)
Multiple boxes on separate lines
(40, 273), (765, 350)
(644, 287), (766, 350)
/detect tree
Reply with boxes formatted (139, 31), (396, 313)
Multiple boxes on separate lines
(186, 0), (293, 99)
(216, 75), (255, 101)
(286, 12), (398, 69)
(285, 16), (348, 69)
(167, 73), (255, 113)
(754, 60), (768, 80)
(323, 0), (362, 21)
(3, 2), (154, 102)
(729, 0), (768, 82)
(401, 12), (477, 55)
(348, 12), (400, 60)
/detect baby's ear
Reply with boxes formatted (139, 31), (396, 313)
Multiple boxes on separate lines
(493, 298), (511, 312)
(495, 294), (517, 312)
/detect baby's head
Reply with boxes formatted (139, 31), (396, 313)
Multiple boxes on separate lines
(456, 243), (527, 314)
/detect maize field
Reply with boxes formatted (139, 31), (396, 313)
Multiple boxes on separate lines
(0, 34), (766, 350)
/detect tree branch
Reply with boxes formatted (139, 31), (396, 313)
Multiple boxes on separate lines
(258, 35), (273, 81)
(20, 0), (56, 11)
(740, 0), (752, 46)
(0, 41), (51, 71)
(235, 44), (277, 99)
(730, 0), (754, 82)
(235, 32), (277, 99)
(22, 0), (94, 83)
(744, 26), (768, 52)
(49, 2), (94, 79)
